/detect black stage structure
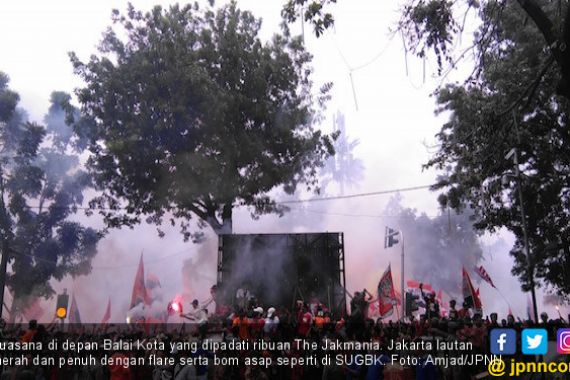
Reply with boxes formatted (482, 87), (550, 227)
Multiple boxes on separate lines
(217, 233), (347, 317)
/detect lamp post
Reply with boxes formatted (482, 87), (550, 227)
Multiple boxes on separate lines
(385, 227), (405, 320)
(506, 111), (538, 323)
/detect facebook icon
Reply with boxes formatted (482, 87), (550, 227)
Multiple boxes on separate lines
(490, 329), (517, 355)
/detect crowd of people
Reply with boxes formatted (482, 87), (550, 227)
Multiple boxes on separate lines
(0, 287), (568, 380)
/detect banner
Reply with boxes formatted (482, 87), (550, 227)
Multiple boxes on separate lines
(462, 267), (482, 311)
(101, 298), (111, 324)
(130, 253), (151, 309)
(377, 264), (397, 317)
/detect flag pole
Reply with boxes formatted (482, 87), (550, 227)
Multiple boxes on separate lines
(495, 287), (512, 314)
(401, 231), (405, 321)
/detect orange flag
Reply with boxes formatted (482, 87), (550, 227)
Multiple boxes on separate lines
(130, 253), (150, 309)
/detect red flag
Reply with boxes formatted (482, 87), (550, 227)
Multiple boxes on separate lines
(68, 294), (81, 324)
(101, 298), (111, 324)
(377, 264), (397, 317)
(130, 253), (150, 309)
(462, 267), (482, 310)
(394, 290), (402, 305)
(473, 265), (496, 288)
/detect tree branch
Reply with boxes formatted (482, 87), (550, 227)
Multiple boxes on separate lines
(516, 0), (556, 46)
(498, 55), (555, 116)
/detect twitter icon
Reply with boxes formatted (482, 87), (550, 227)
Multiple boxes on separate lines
(522, 329), (548, 355)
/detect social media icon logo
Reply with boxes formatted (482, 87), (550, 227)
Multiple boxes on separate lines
(557, 328), (570, 354)
(490, 329), (516, 355)
(522, 329), (548, 355)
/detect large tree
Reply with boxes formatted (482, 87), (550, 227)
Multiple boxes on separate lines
(70, 2), (335, 239)
(424, 2), (570, 297)
(284, 0), (570, 297)
(0, 74), (101, 321)
(284, 0), (570, 101)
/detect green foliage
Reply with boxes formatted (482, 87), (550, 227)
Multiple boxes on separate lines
(425, 2), (570, 296)
(70, 2), (335, 238)
(398, 0), (570, 99)
(0, 73), (101, 317)
(400, 0), (458, 72)
(282, 0), (336, 37)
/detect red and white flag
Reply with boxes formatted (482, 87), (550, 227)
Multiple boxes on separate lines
(130, 253), (151, 309)
(406, 280), (433, 292)
(377, 264), (397, 317)
(101, 298), (111, 324)
(463, 267), (482, 311)
(474, 265), (496, 288)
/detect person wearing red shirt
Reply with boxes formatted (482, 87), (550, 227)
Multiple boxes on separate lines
(108, 351), (132, 380)
(20, 320), (38, 343)
(297, 304), (313, 337)
(457, 301), (471, 319)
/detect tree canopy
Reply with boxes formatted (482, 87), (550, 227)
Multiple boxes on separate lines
(0, 74), (101, 320)
(284, 0), (570, 296)
(70, 2), (336, 239)
(284, 0), (570, 101)
(425, 1), (570, 296)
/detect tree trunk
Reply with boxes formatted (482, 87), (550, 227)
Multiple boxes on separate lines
(219, 203), (233, 235)
(205, 203), (233, 235)
(0, 171), (11, 321)
(8, 295), (18, 323)
(516, 0), (570, 99)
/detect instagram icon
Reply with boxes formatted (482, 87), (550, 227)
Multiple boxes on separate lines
(557, 329), (570, 354)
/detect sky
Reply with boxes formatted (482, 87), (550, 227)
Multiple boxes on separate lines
(1, 0), (565, 322)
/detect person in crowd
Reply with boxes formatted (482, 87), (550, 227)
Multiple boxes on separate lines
(20, 320), (38, 343)
(448, 299), (458, 320)
(488, 312), (499, 329)
(297, 303), (313, 337)
(457, 301), (471, 319)
(250, 307), (265, 338)
(263, 307), (279, 336)
(419, 284), (440, 319)
(109, 349), (132, 380)
(236, 285), (252, 311)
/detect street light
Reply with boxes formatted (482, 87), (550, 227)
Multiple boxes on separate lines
(385, 227), (405, 319)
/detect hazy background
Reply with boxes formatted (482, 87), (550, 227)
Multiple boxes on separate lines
(1, 0), (565, 322)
